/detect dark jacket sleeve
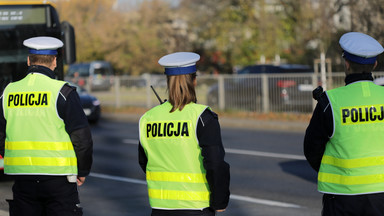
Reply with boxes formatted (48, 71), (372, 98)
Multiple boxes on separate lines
(0, 95), (5, 158)
(58, 84), (93, 177)
(197, 109), (230, 210)
(303, 94), (333, 172)
(138, 142), (147, 173)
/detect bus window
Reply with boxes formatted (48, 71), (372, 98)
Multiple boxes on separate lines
(0, 1), (76, 93)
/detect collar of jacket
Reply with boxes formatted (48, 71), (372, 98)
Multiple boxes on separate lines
(345, 73), (373, 85)
(27, 65), (55, 79)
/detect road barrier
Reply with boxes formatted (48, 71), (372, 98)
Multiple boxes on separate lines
(68, 72), (384, 114)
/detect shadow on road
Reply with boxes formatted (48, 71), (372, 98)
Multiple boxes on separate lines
(279, 160), (317, 183)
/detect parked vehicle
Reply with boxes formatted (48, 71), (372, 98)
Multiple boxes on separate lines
(0, 155), (3, 171)
(374, 77), (384, 86)
(65, 61), (114, 91)
(207, 64), (315, 112)
(236, 64), (312, 75)
(68, 82), (101, 124)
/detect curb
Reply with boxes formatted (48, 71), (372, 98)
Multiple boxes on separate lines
(0, 209), (7, 216)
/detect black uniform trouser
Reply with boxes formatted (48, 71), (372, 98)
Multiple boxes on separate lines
(151, 207), (215, 216)
(322, 193), (384, 216)
(11, 176), (82, 216)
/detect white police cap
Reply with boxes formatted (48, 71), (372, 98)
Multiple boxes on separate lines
(339, 32), (384, 64)
(23, 36), (63, 55)
(158, 52), (200, 75)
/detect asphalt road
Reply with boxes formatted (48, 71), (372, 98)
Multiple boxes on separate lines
(0, 116), (322, 216)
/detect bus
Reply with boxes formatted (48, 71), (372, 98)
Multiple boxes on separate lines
(0, 1), (76, 171)
(0, 0), (76, 90)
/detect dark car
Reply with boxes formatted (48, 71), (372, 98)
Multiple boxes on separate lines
(69, 82), (101, 123)
(207, 64), (314, 112)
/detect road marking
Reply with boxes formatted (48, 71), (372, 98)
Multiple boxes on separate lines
(90, 172), (146, 185)
(90, 172), (302, 209)
(230, 194), (301, 208)
(225, 148), (305, 160)
(123, 139), (139, 144)
(123, 139), (305, 160)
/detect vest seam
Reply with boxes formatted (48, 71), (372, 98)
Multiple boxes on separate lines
(318, 190), (384, 195)
(55, 84), (66, 122)
(4, 173), (73, 176)
(195, 106), (209, 147)
(152, 207), (206, 210)
(138, 115), (144, 147)
(199, 116), (204, 127)
(1, 93), (4, 120)
(325, 91), (335, 138)
(323, 103), (330, 113)
(59, 92), (66, 101)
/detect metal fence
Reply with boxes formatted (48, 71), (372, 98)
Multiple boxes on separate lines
(68, 71), (384, 114)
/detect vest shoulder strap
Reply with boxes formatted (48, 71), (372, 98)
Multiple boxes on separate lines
(60, 84), (76, 99)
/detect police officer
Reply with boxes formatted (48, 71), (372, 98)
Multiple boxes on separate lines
(138, 52), (230, 216)
(304, 32), (384, 215)
(0, 36), (93, 216)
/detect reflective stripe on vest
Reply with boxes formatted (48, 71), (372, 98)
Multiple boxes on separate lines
(319, 81), (384, 194)
(148, 189), (209, 201)
(3, 73), (77, 175)
(139, 102), (210, 209)
(147, 171), (208, 183)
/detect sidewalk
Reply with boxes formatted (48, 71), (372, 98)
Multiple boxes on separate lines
(102, 112), (309, 133)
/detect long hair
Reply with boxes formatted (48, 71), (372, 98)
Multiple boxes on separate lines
(167, 72), (197, 112)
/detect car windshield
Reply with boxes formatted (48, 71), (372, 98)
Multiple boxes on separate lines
(92, 62), (111, 76)
(67, 64), (90, 77)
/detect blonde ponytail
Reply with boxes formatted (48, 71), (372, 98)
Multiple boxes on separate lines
(167, 73), (197, 112)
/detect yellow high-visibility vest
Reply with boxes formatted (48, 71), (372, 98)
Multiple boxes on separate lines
(319, 81), (384, 194)
(139, 102), (210, 209)
(3, 73), (77, 175)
